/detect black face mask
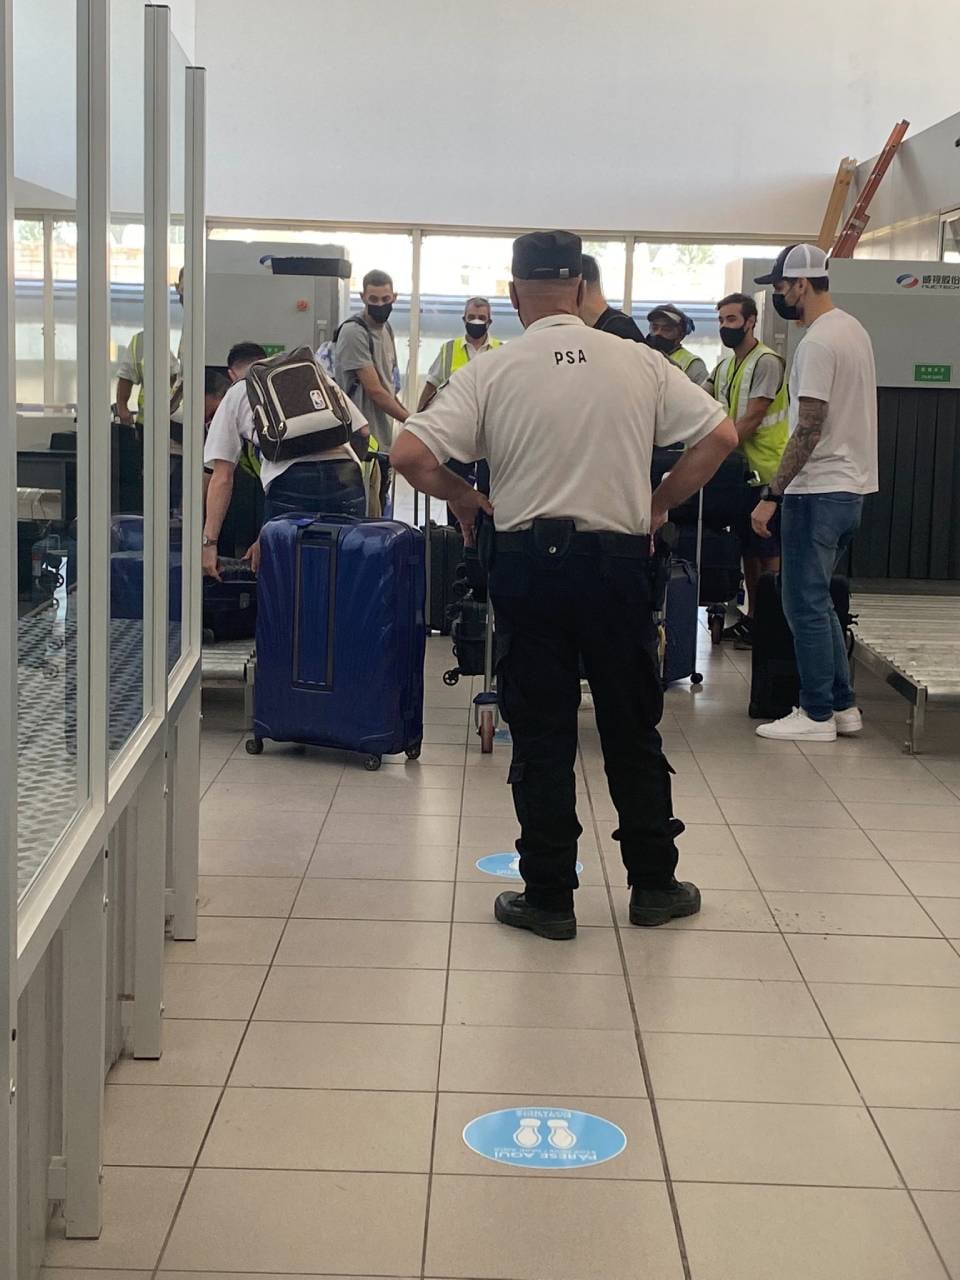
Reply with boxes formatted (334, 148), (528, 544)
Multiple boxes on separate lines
(647, 333), (675, 356)
(366, 301), (393, 324)
(720, 325), (747, 349)
(772, 290), (801, 321)
(465, 320), (489, 340)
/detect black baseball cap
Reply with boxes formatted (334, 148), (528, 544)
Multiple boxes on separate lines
(512, 230), (583, 281)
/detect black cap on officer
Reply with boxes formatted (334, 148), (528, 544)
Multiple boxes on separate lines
(512, 231), (583, 281)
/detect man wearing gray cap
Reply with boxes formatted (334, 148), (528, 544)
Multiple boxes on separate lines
(647, 304), (709, 385)
(392, 230), (737, 940)
(751, 243), (878, 742)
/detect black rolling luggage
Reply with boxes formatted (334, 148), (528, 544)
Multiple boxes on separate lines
(428, 523), (463, 634)
(749, 572), (855, 719)
(203, 558), (258, 641)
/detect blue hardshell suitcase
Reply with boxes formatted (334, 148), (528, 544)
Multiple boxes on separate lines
(662, 558), (701, 686)
(250, 514), (426, 769)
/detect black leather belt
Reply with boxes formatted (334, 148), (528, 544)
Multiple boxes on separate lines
(494, 529), (651, 558)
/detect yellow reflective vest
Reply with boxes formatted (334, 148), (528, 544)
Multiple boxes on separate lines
(434, 334), (502, 386)
(669, 346), (698, 375)
(712, 341), (789, 484)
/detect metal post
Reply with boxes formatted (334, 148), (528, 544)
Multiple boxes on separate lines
(61, 848), (108, 1237)
(42, 212), (55, 404)
(168, 682), (199, 940)
(183, 66), (206, 667)
(132, 749), (165, 1059)
(0, 0), (19, 1268)
(622, 235), (635, 319)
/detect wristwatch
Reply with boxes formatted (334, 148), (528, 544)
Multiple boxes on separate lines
(759, 486), (783, 505)
(202, 534), (216, 548)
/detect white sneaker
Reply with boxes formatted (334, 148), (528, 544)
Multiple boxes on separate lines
(834, 706), (863, 735)
(756, 707), (837, 741)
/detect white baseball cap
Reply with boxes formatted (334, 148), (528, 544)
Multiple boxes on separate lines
(754, 244), (829, 285)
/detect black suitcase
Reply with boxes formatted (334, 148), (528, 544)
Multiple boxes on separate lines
(749, 572), (855, 719)
(428, 523), (463, 634)
(676, 525), (742, 605)
(203, 557), (258, 641)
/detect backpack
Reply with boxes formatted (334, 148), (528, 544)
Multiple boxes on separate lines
(245, 346), (352, 464)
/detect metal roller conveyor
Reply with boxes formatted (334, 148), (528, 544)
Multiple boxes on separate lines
(851, 593), (960, 753)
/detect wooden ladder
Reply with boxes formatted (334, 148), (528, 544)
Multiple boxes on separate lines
(830, 120), (910, 258)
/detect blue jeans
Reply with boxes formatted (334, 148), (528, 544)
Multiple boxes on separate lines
(781, 492), (862, 721)
(262, 459), (366, 523)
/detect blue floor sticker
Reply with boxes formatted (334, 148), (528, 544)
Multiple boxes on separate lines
(463, 1107), (626, 1169)
(475, 853), (583, 880)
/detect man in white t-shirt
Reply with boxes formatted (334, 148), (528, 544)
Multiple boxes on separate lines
(750, 244), (878, 742)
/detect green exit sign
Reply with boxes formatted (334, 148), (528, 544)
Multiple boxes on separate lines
(914, 363), (952, 383)
(261, 343), (285, 357)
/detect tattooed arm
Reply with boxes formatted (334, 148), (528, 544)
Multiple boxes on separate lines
(751, 397), (827, 538)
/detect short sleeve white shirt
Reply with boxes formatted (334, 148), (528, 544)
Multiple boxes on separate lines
(203, 379), (365, 490)
(787, 308), (878, 495)
(401, 314), (727, 534)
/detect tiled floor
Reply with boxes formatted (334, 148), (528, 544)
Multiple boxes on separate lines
(43, 628), (960, 1280)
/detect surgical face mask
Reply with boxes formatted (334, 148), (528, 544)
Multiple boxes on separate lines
(647, 333), (676, 356)
(366, 301), (393, 324)
(772, 286), (801, 321)
(465, 319), (489, 340)
(719, 325), (747, 349)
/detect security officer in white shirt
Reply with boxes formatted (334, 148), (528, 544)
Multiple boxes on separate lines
(393, 231), (738, 940)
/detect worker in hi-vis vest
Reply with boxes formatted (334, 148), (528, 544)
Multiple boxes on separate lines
(417, 296), (503, 520)
(646, 303), (708, 386)
(708, 290), (789, 644)
(115, 267), (184, 426)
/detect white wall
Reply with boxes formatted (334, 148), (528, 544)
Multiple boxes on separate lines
(196, 0), (960, 237)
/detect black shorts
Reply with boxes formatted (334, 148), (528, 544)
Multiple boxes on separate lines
(737, 504), (781, 559)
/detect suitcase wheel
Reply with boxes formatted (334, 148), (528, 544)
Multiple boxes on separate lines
(245, 737), (264, 755)
(709, 614), (724, 645)
(691, 672), (704, 685)
(404, 743), (422, 761)
(478, 707), (495, 755)
(443, 669), (460, 686)
(363, 753), (382, 772)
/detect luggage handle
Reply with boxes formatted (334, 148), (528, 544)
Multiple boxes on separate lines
(283, 512), (365, 529)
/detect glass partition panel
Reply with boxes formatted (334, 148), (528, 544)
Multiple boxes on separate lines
(108, 1), (148, 759)
(13, 0), (84, 898)
(168, 37), (188, 673)
(52, 219), (79, 405)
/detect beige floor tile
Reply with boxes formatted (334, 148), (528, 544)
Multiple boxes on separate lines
(675, 1183), (946, 1280)
(873, 1108), (960, 1191)
(200, 838), (313, 878)
(840, 1039), (960, 1108)
(433, 1093), (663, 1180)
(660, 1099), (898, 1187)
(197, 876), (300, 918)
(812, 982), (960, 1043)
(162, 963), (267, 1020)
(230, 1020), (441, 1090)
(201, 780), (337, 814)
(745, 854), (908, 894)
(449, 922), (622, 975)
(665, 794), (725, 824)
(44, 1167), (188, 1270)
(799, 734), (906, 758)
(644, 1032), (860, 1105)
(200, 1086), (435, 1172)
(165, 916), (284, 965)
(396, 743), (467, 767)
(847, 803), (960, 833)
(254, 964), (446, 1025)
(421, 723), (469, 744)
(40, 1271), (148, 1279)
(158, 1276), (413, 1280)
(656, 852), (758, 890)
(810, 755), (938, 782)
(831, 776), (960, 805)
(459, 815), (598, 856)
(621, 929), (799, 980)
(893, 860), (960, 898)
(767, 891), (941, 937)
(920, 897), (960, 937)
(217, 755), (347, 786)
(162, 1168), (427, 1275)
(336, 763), (464, 790)
(453, 881), (614, 927)
(445, 970), (633, 1030)
(675, 823), (743, 856)
(331, 785), (462, 816)
(720, 797), (856, 829)
(683, 730), (801, 755)
(292, 877), (454, 921)
(733, 825), (881, 860)
(914, 1191), (960, 1277)
(708, 773), (837, 801)
(633, 889), (776, 932)
(200, 806), (324, 848)
(439, 1025), (646, 1097)
(425, 1176), (683, 1280)
(275, 918), (450, 969)
(321, 811), (461, 846)
(104, 1084), (220, 1166)
(786, 935), (960, 986)
(694, 752), (823, 781)
(108, 1020), (245, 1086)
(307, 841), (457, 881)
(867, 829), (960, 862)
(629, 977), (827, 1037)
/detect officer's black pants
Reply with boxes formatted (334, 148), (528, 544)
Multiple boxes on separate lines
(490, 547), (679, 912)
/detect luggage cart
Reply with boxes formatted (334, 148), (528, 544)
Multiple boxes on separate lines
(473, 603), (499, 754)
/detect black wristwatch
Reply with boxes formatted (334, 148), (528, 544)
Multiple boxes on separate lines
(760, 486), (784, 505)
